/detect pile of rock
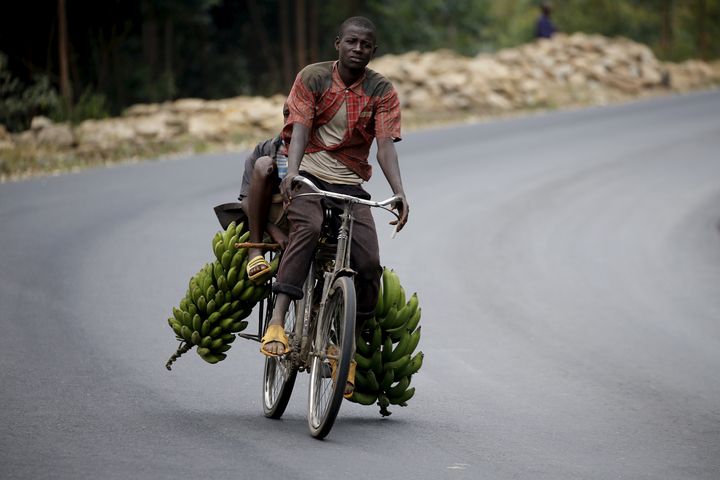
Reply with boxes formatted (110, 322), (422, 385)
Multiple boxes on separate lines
(370, 32), (719, 115)
(1, 33), (718, 160)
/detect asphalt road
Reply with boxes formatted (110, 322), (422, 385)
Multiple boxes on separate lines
(1, 91), (719, 480)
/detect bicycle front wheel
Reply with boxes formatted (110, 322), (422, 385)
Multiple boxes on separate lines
(307, 276), (356, 439)
(262, 296), (300, 419)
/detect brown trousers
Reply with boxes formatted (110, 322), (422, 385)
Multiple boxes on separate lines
(272, 175), (381, 321)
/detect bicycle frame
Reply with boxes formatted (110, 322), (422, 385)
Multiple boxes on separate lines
(285, 176), (401, 369)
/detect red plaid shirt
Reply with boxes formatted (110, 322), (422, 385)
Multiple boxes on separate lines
(282, 61), (401, 181)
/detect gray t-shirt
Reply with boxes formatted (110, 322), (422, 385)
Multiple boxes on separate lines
(238, 135), (282, 200)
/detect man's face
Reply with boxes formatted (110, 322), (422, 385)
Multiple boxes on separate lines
(335, 25), (377, 71)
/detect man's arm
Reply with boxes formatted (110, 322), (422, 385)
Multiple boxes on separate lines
(376, 137), (409, 231)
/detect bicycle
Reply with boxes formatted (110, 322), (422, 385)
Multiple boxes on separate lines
(240, 175), (401, 439)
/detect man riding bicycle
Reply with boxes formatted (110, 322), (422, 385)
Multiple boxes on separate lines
(260, 16), (409, 398)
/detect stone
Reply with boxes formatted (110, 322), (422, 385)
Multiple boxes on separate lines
(187, 113), (227, 140)
(37, 123), (74, 148)
(30, 116), (52, 131)
(122, 103), (161, 117)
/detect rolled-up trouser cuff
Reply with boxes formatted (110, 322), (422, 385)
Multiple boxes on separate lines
(272, 282), (304, 300)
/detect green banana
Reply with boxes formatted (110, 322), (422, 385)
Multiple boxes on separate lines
(180, 325), (193, 342)
(221, 250), (232, 270)
(350, 391), (377, 405)
(366, 370), (380, 391)
(388, 387), (415, 405)
(374, 285), (385, 318)
(230, 250), (243, 270)
(192, 314), (202, 332)
(169, 319), (183, 337)
(190, 331), (201, 345)
(354, 369), (370, 392)
(370, 350), (382, 377)
(389, 331), (411, 362)
(205, 285), (216, 303)
(369, 325), (382, 351)
(406, 326), (421, 354)
(226, 266), (238, 288)
(382, 336), (394, 363)
(383, 354), (410, 373)
(206, 299), (216, 315)
(356, 336), (371, 356)
(239, 284), (256, 302)
(217, 274), (228, 293)
(380, 369), (395, 390)
(381, 267), (394, 316)
(355, 352), (372, 370)
(380, 306), (398, 329)
(404, 306), (422, 332)
(396, 352), (424, 378)
(196, 295), (207, 314)
(386, 376), (411, 398)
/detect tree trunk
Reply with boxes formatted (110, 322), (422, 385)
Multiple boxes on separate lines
(247, 0), (281, 92)
(57, 0), (73, 108)
(295, 0), (307, 71)
(660, 0), (675, 57)
(279, 0), (293, 90)
(309, 0), (319, 64)
(164, 18), (175, 98)
(696, 0), (708, 59)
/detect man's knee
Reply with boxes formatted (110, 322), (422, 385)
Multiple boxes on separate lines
(356, 254), (381, 280)
(254, 156), (275, 177)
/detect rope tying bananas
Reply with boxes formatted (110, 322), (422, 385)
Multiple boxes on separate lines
(349, 267), (424, 417)
(165, 221), (277, 369)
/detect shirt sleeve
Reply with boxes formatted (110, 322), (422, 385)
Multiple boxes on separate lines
(282, 72), (316, 143)
(374, 87), (402, 142)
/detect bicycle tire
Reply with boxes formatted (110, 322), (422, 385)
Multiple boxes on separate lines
(307, 276), (356, 439)
(262, 295), (300, 419)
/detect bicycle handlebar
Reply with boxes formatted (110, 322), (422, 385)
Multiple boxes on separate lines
(291, 175), (403, 238)
(292, 175), (401, 209)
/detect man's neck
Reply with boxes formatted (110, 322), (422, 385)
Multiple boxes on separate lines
(338, 63), (364, 88)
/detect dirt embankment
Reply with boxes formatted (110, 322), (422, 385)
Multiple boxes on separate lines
(2, 32), (718, 180)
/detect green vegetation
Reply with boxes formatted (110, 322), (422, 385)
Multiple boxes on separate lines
(1, 1), (717, 132)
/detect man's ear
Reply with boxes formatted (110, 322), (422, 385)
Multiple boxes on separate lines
(372, 44), (379, 59)
(335, 36), (341, 51)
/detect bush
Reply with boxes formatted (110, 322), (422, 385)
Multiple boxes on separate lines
(0, 52), (60, 132)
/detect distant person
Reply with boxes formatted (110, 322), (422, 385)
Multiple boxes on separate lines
(535, 2), (556, 39)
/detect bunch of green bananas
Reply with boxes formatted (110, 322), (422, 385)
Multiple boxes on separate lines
(165, 221), (277, 369)
(349, 267), (423, 416)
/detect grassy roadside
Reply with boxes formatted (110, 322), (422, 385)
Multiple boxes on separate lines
(0, 87), (713, 183)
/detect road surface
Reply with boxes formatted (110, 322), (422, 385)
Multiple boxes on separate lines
(1, 90), (719, 479)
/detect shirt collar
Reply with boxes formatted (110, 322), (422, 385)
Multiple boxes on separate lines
(331, 61), (366, 95)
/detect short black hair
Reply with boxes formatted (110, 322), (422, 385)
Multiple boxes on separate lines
(338, 16), (377, 39)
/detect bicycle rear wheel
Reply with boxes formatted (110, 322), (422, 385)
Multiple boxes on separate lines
(307, 276), (356, 439)
(262, 296), (300, 419)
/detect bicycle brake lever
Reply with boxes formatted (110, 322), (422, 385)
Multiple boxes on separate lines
(390, 224), (399, 239)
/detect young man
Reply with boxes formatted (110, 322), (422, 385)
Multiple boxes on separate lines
(535, 2), (556, 39)
(260, 16), (409, 398)
(238, 105), (290, 282)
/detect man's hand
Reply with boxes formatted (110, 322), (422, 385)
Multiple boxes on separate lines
(390, 192), (409, 232)
(279, 172), (299, 207)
